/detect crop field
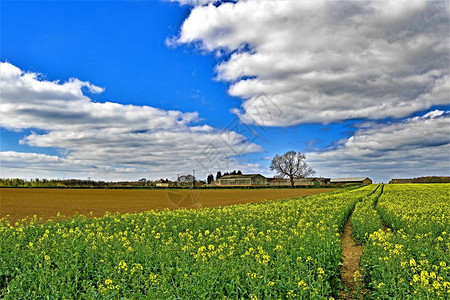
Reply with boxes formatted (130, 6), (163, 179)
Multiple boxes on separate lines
(355, 184), (450, 299)
(0, 187), (372, 299)
(0, 188), (335, 223)
(0, 184), (448, 299)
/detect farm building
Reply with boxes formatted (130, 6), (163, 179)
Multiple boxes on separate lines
(330, 177), (372, 185)
(216, 174), (268, 186)
(267, 177), (330, 186)
(155, 179), (170, 187)
(389, 176), (450, 184)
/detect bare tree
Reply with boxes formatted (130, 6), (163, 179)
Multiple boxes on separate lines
(270, 151), (315, 188)
(177, 174), (195, 183)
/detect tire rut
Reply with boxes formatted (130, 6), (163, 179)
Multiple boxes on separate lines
(339, 185), (384, 299)
(339, 216), (363, 299)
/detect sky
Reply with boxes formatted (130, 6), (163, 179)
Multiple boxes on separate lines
(1, 0), (449, 183)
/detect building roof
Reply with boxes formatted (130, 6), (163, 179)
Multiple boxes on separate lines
(267, 178), (288, 182)
(268, 177), (330, 181)
(155, 179), (169, 183)
(330, 177), (370, 183)
(219, 174), (266, 179)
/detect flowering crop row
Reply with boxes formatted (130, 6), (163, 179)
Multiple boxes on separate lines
(351, 184), (383, 244)
(360, 184), (450, 299)
(0, 187), (375, 299)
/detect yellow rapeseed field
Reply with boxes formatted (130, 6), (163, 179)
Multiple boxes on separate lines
(1, 184), (448, 299)
(0, 187), (373, 299)
(359, 184), (450, 299)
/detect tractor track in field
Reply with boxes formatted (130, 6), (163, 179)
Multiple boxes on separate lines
(339, 185), (384, 299)
(374, 185), (391, 232)
(339, 215), (363, 299)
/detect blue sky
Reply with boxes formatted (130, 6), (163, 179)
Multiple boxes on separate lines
(1, 0), (449, 182)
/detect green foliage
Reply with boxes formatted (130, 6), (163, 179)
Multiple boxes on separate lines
(0, 178), (154, 188)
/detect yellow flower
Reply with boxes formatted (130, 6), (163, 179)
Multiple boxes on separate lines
(286, 290), (296, 298)
(116, 260), (128, 272)
(297, 280), (306, 287)
(433, 281), (441, 289)
(149, 273), (158, 284)
(353, 270), (361, 281)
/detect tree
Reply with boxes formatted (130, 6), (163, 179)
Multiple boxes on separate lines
(270, 151), (315, 188)
(216, 171), (222, 180)
(177, 175), (195, 183)
(207, 174), (214, 184)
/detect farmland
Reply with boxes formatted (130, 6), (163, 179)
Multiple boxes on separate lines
(0, 188), (335, 223)
(0, 184), (449, 299)
(357, 184), (450, 299)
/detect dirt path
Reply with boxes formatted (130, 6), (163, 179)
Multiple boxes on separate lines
(339, 216), (363, 299)
(339, 185), (384, 299)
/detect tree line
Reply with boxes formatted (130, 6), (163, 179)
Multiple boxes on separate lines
(0, 178), (155, 188)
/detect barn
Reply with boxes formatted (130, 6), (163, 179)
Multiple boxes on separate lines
(330, 177), (372, 185)
(155, 179), (170, 187)
(216, 174), (268, 186)
(267, 177), (331, 186)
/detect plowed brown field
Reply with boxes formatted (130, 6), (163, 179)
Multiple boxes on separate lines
(0, 188), (336, 222)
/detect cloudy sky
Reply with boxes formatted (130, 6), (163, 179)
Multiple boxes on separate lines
(1, 0), (449, 183)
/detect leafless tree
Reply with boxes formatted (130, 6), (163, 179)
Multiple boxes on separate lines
(270, 151), (315, 188)
(177, 174), (195, 183)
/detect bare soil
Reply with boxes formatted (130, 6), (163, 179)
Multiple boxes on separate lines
(0, 188), (336, 222)
(340, 216), (363, 299)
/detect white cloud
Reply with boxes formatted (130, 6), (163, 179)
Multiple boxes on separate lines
(0, 62), (263, 180)
(175, 0), (449, 126)
(168, 0), (216, 6)
(306, 111), (450, 182)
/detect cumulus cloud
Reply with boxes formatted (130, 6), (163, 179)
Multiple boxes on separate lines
(168, 0), (217, 6)
(306, 111), (450, 182)
(0, 62), (263, 180)
(175, 0), (449, 126)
